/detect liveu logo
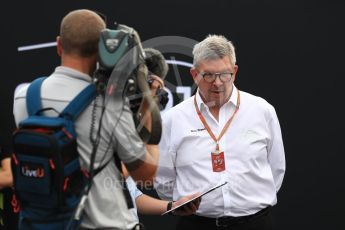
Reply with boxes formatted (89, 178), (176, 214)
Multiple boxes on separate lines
(21, 166), (45, 178)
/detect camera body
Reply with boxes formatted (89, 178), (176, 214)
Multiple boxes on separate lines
(94, 25), (163, 144)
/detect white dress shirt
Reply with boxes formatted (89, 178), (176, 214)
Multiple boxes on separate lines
(154, 86), (285, 218)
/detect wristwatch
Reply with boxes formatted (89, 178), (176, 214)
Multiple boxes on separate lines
(167, 201), (173, 212)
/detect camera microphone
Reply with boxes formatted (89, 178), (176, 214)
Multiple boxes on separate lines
(144, 48), (169, 80)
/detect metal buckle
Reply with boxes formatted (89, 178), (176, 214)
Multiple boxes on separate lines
(132, 223), (145, 230)
(215, 217), (228, 227)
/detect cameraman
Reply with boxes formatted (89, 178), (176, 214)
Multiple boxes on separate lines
(13, 9), (159, 230)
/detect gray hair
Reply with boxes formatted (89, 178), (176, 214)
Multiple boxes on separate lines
(192, 35), (236, 68)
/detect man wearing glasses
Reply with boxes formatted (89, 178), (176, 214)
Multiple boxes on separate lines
(154, 35), (285, 230)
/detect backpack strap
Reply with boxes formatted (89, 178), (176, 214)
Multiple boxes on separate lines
(26, 77), (96, 120)
(61, 84), (97, 121)
(26, 77), (47, 116)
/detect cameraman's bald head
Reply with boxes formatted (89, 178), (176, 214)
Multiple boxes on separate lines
(59, 9), (106, 57)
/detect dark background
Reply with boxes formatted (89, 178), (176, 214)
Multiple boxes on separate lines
(1, 0), (344, 229)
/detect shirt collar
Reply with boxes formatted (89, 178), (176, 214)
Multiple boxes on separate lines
(54, 66), (92, 83)
(195, 85), (238, 112)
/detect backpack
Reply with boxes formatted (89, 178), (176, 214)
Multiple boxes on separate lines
(11, 77), (96, 229)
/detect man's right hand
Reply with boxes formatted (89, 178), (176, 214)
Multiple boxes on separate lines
(170, 193), (202, 216)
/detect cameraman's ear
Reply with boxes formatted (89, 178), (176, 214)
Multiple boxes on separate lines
(56, 36), (62, 57)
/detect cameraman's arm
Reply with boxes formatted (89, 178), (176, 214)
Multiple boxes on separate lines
(127, 74), (165, 184)
(125, 144), (159, 185)
(121, 145), (159, 180)
(117, 72), (164, 185)
(127, 75), (163, 183)
(113, 99), (159, 185)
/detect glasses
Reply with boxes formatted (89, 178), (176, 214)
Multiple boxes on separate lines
(198, 71), (233, 83)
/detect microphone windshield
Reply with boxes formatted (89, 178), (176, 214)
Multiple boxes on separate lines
(144, 48), (169, 80)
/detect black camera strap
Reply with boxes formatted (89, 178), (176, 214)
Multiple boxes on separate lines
(113, 151), (134, 209)
(134, 64), (162, 144)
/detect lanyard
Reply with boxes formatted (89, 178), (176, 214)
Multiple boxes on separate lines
(193, 90), (240, 151)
